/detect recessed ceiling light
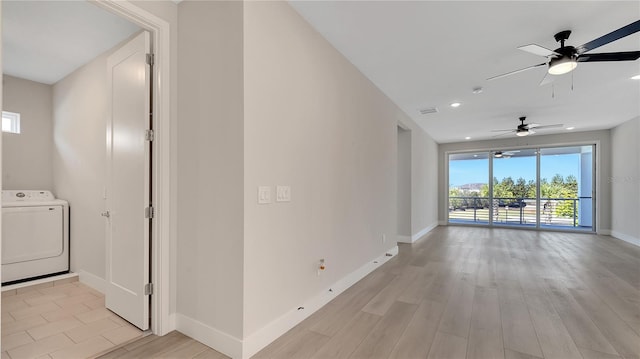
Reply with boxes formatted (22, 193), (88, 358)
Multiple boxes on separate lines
(631, 75), (640, 80)
(465, 136), (471, 140)
(566, 126), (575, 130)
(450, 102), (461, 108)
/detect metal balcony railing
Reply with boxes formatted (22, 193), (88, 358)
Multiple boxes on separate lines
(448, 196), (592, 228)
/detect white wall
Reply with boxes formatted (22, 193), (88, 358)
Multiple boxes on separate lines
(405, 120), (439, 238)
(0, 4), (3, 327)
(394, 116), (440, 241)
(2, 75), (53, 190)
(242, 1), (405, 337)
(175, 2), (441, 355)
(52, 50), (110, 279)
(176, 0), (245, 341)
(397, 127), (411, 239)
(610, 117), (640, 245)
(438, 130), (612, 232)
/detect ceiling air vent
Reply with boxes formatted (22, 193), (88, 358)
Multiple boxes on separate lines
(418, 107), (438, 115)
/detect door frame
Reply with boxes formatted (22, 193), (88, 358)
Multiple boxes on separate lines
(94, 0), (173, 336)
(444, 139), (600, 233)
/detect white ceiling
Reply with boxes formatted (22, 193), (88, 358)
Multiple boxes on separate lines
(2, 1), (140, 85)
(3, 1), (637, 142)
(289, 1), (640, 143)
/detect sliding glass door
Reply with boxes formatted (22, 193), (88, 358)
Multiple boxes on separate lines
(492, 148), (537, 228)
(448, 152), (489, 224)
(539, 146), (594, 230)
(447, 144), (595, 232)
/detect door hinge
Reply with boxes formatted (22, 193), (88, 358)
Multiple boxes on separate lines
(146, 53), (154, 66)
(145, 206), (155, 219)
(144, 283), (154, 295)
(145, 129), (154, 141)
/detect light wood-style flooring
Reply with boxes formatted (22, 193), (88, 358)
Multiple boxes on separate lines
(254, 226), (640, 359)
(98, 226), (640, 359)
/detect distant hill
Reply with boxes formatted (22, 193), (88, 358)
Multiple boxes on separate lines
(458, 183), (485, 191)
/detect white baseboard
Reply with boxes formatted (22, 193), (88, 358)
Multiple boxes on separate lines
(176, 314), (243, 358)
(610, 230), (640, 247)
(174, 246), (399, 359)
(2, 272), (79, 292)
(241, 245), (399, 359)
(78, 270), (107, 294)
(411, 223), (439, 243)
(166, 313), (177, 334)
(397, 235), (412, 243)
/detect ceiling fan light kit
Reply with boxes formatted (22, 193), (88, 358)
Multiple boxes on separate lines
(548, 55), (577, 75)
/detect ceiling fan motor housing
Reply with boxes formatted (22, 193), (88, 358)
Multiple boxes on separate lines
(554, 45), (577, 58)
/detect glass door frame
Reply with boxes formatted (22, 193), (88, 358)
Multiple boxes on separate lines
(446, 142), (597, 232)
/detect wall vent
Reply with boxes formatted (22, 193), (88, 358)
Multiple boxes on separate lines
(418, 107), (438, 115)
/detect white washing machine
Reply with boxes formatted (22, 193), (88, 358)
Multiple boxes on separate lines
(2, 190), (70, 284)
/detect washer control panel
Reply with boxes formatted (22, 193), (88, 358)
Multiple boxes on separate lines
(2, 190), (56, 202)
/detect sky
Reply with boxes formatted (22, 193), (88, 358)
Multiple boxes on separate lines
(449, 154), (581, 187)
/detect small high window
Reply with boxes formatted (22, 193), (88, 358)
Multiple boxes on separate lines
(2, 111), (21, 134)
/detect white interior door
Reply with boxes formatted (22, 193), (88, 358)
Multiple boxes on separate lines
(105, 31), (151, 330)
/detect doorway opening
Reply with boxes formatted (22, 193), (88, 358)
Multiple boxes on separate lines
(1, 0), (172, 338)
(397, 126), (411, 242)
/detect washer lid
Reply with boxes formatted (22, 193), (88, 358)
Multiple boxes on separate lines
(2, 190), (56, 202)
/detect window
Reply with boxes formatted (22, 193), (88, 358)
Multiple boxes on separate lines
(448, 144), (595, 232)
(2, 111), (21, 134)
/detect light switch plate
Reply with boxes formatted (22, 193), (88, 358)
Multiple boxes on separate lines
(276, 186), (291, 202)
(258, 186), (271, 204)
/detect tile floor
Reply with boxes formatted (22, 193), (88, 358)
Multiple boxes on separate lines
(2, 277), (144, 359)
(97, 331), (229, 358)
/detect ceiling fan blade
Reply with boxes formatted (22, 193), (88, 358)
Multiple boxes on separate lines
(577, 51), (640, 62)
(487, 63), (547, 81)
(576, 20), (640, 54)
(526, 123), (541, 128)
(539, 72), (555, 86)
(518, 44), (560, 57)
(532, 124), (563, 130)
(492, 131), (515, 138)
